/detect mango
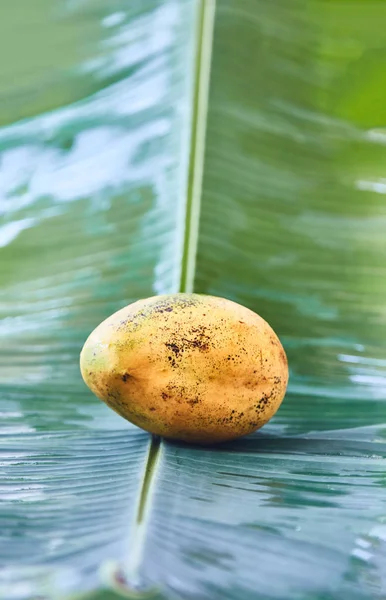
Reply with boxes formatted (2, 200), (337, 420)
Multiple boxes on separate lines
(80, 294), (288, 444)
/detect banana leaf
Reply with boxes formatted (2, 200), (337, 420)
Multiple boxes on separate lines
(1, 0), (386, 599)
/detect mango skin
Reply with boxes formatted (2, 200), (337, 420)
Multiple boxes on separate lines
(80, 294), (288, 444)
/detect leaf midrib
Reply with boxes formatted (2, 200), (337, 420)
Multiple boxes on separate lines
(126, 0), (216, 587)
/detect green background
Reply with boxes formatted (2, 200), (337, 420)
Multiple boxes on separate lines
(1, 1), (386, 599)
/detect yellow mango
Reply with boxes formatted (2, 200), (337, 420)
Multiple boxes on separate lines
(80, 294), (288, 444)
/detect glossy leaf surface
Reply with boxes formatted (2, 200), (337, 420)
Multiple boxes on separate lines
(1, 1), (386, 599)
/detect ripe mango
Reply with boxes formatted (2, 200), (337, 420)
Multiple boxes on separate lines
(80, 294), (288, 444)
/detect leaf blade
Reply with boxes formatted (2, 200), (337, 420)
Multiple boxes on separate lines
(2, 0), (386, 599)
(0, 1), (197, 597)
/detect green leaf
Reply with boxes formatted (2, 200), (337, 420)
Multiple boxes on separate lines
(1, 1), (386, 599)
